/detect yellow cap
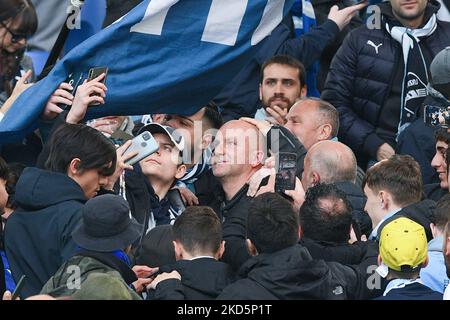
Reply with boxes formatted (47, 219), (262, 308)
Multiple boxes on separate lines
(379, 217), (428, 272)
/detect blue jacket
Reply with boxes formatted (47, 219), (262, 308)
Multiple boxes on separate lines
(5, 167), (86, 298)
(215, 16), (340, 121)
(420, 236), (450, 294)
(321, 1), (450, 163)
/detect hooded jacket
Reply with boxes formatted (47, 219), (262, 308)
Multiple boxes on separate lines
(150, 258), (235, 300)
(4, 167), (86, 298)
(420, 236), (450, 293)
(322, 1), (450, 164)
(217, 244), (379, 300)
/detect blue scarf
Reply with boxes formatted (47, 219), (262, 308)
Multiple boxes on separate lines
(291, 0), (320, 97)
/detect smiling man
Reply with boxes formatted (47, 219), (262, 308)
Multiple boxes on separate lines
(4, 123), (117, 298)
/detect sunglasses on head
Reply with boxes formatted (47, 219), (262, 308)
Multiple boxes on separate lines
(0, 21), (27, 43)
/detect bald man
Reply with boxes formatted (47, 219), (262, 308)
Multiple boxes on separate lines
(302, 141), (372, 237)
(285, 98), (339, 151)
(211, 120), (266, 270)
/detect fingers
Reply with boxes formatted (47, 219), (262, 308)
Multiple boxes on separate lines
(59, 82), (73, 91)
(266, 107), (286, 125)
(255, 174), (276, 197)
(20, 70), (33, 83)
(53, 88), (74, 101)
(247, 168), (275, 197)
(3, 290), (12, 300)
(239, 117), (257, 125)
(50, 96), (73, 107)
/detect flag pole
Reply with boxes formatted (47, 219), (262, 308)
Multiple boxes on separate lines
(38, 0), (85, 80)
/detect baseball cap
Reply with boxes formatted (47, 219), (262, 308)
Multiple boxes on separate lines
(379, 217), (428, 273)
(430, 46), (450, 86)
(138, 123), (185, 152)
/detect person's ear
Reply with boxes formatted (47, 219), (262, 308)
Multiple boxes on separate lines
(67, 158), (81, 177)
(377, 254), (382, 266)
(246, 239), (258, 257)
(422, 256), (429, 268)
(216, 241), (225, 260)
(259, 83), (263, 101)
(300, 85), (307, 98)
(318, 124), (333, 141)
(175, 164), (187, 179)
(173, 241), (183, 260)
(298, 226), (302, 241)
(379, 191), (388, 210)
(311, 171), (320, 186)
(251, 150), (265, 168)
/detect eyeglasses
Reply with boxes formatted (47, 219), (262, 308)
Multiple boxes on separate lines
(0, 21), (27, 43)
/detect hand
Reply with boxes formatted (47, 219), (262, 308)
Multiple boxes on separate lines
(247, 156), (276, 197)
(66, 73), (107, 124)
(376, 143), (395, 162)
(348, 226), (368, 244)
(41, 82), (74, 120)
(147, 271), (181, 290)
(132, 277), (154, 294)
(284, 177), (305, 212)
(328, 2), (367, 31)
(11, 70), (33, 97)
(240, 117), (272, 136)
(88, 118), (119, 136)
(132, 265), (159, 278)
(254, 174), (276, 197)
(104, 140), (136, 190)
(265, 105), (288, 125)
(173, 186), (198, 206)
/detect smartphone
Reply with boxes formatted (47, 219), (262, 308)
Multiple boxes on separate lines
(11, 275), (26, 300)
(275, 152), (297, 194)
(123, 131), (160, 166)
(87, 67), (108, 105)
(424, 105), (450, 129)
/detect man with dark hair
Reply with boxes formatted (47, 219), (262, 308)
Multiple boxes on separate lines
(375, 217), (442, 300)
(425, 128), (450, 201)
(4, 123), (117, 298)
(217, 193), (379, 300)
(254, 55), (307, 125)
(147, 206), (234, 300)
(299, 183), (373, 265)
(163, 102), (224, 212)
(420, 194), (450, 293)
(363, 155), (433, 242)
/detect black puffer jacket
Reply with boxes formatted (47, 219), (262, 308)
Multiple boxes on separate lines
(321, 1), (450, 163)
(217, 244), (379, 300)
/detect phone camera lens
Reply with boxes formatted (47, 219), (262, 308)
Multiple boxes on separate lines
(143, 133), (150, 140)
(141, 142), (147, 148)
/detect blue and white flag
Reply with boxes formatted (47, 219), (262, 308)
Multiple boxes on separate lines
(0, 0), (295, 142)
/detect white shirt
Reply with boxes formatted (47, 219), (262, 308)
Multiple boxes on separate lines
(369, 208), (401, 240)
(444, 283), (450, 300)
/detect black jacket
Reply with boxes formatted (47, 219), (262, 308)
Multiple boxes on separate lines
(215, 16), (340, 121)
(376, 200), (435, 242)
(219, 184), (253, 272)
(374, 282), (443, 300)
(424, 182), (448, 202)
(300, 237), (377, 266)
(321, 1), (450, 163)
(4, 167), (86, 297)
(150, 258), (235, 300)
(217, 244), (379, 300)
(334, 181), (372, 237)
(192, 169), (223, 216)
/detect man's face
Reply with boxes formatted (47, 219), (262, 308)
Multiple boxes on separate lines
(76, 167), (111, 199)
(163, 108), (205, 163)
(0, 178), (8, 215)
(211, 124), (258, 179)
(390, 0), (427, 22)
(431, 140), (448, 189)
(364, 185), (383, 226)
(260, 63), (304, 112)
(140, 133), (182, 183)
(285, 101), (322, 150)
